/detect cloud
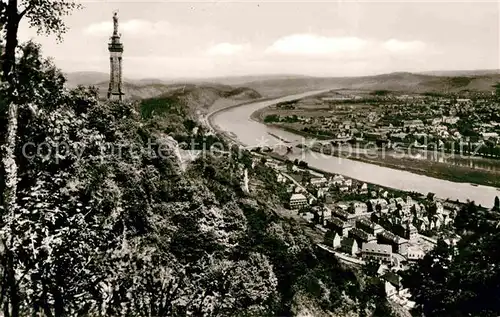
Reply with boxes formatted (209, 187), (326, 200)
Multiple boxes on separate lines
(83, 22), (112, 36)
(383, 39), (426, 52)
(265, 33), (429, 59)
(265, 34), (368, 55)
(206, 43), (250, 56)
(84, 19), (178, 37)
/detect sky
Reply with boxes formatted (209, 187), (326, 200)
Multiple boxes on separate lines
(17, 0), (500, 79)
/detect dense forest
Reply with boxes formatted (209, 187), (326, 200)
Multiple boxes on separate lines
(2, 1), (500, 317)
(0, 35), (396, 317)
(0, 1), (395, 316)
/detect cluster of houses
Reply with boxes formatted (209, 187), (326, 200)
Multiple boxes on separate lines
(323, 195), (459, 261)
(267, 91), (500, 151)
(285, 172), (460, 266)
(262, 156), (464, 310)
(374, 97), (499, 146)
(287, 173), (364, 207)
(369, 196), (457, 233)
(320, 194), (461, 309)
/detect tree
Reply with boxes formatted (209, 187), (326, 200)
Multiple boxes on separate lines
(493, 82), (500, 97)
(403, 226), (500, 317)
(0, 42), (65, 315)
(238, 149), (253, 168)
(426, 192), (435, 201)
(0, 0), (81, 83)
(298, 160), (308, 168)
(0, 4), (422, 316)
(0, 5), (80, 313)
(401, 239), (454, 316)
(454, 201), (480, 234)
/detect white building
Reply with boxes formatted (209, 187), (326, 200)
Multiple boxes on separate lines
(442, 116), (460, 124)
(360, 183), (368, 194)
(289, 193), (308, 210)
(407, 245), (425, 261)
(277, 174), (287, 183)
(332, 232), (342, 249)
(385, 282), (397, 298)
(310, 177), (328, 187)
(482, 132), (499, 140)
(361, 243), (392, 264)
(330, 175), (345, 186)
(343, 179), (353, 187)
(352, 202), (368, 214)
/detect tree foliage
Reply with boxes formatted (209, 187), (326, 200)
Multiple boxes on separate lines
(0, 6), (403, 315)
(403, 202), (500, 317)
(0, 0), (81, 83)
(0, 39), (401, 317)
(0, 41), (281, 316)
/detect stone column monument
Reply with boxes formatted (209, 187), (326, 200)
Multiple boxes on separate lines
(107, 11), (124, 101)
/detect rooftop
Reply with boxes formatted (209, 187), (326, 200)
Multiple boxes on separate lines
(350, 227), (372, 240)
(378, 230), (408, 244)
(369, 198), (388, 206)
(290, 193), (307, 201)
(333, 209), (350, 219)
(341, 238), (357, 248)
(362, 243), (392, 255)
(357, 218), (377, 229)
(329, 216), (351, 228)
(382, 271), (402, 287)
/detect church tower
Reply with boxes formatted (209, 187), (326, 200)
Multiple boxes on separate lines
(107, 11), (124, 101)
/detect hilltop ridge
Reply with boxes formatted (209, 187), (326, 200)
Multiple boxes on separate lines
(64, 70), (500, 99)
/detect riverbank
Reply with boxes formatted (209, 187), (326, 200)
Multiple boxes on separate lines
(208, 96), (287, 137)
(211, 90), (500, 207)
(251, 105), (500, 189)
(307, 148), (500, 189)
(205, 97), (277, 146)
(250, 107), (335, 140)
(264, 150), (479, 210)
(207, 90), (331, 145)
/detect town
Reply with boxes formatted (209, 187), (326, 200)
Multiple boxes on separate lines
(259, 89), (500, 158)
(1, 0), (499, 316)
(247, 152), (466, 311)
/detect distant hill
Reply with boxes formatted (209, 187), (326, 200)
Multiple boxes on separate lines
(64, 73), (312, 90)
(182, 74), (313, 86)
(63, 72), (169, 91)
(138, 83), (262, 119)
(63, 72), (111, 88)
(419, 69), (500, 77)
(81, 80), (261, 103)
(236, 72), (500, 97)
(64, 71), (500, 99)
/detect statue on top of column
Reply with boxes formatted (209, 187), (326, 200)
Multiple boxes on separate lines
(113, 11), (119, 35)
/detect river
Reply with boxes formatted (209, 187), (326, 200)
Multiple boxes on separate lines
(211, 91), (499, 207)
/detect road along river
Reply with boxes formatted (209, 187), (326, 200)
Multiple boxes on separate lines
(210, 91), (500, 207)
